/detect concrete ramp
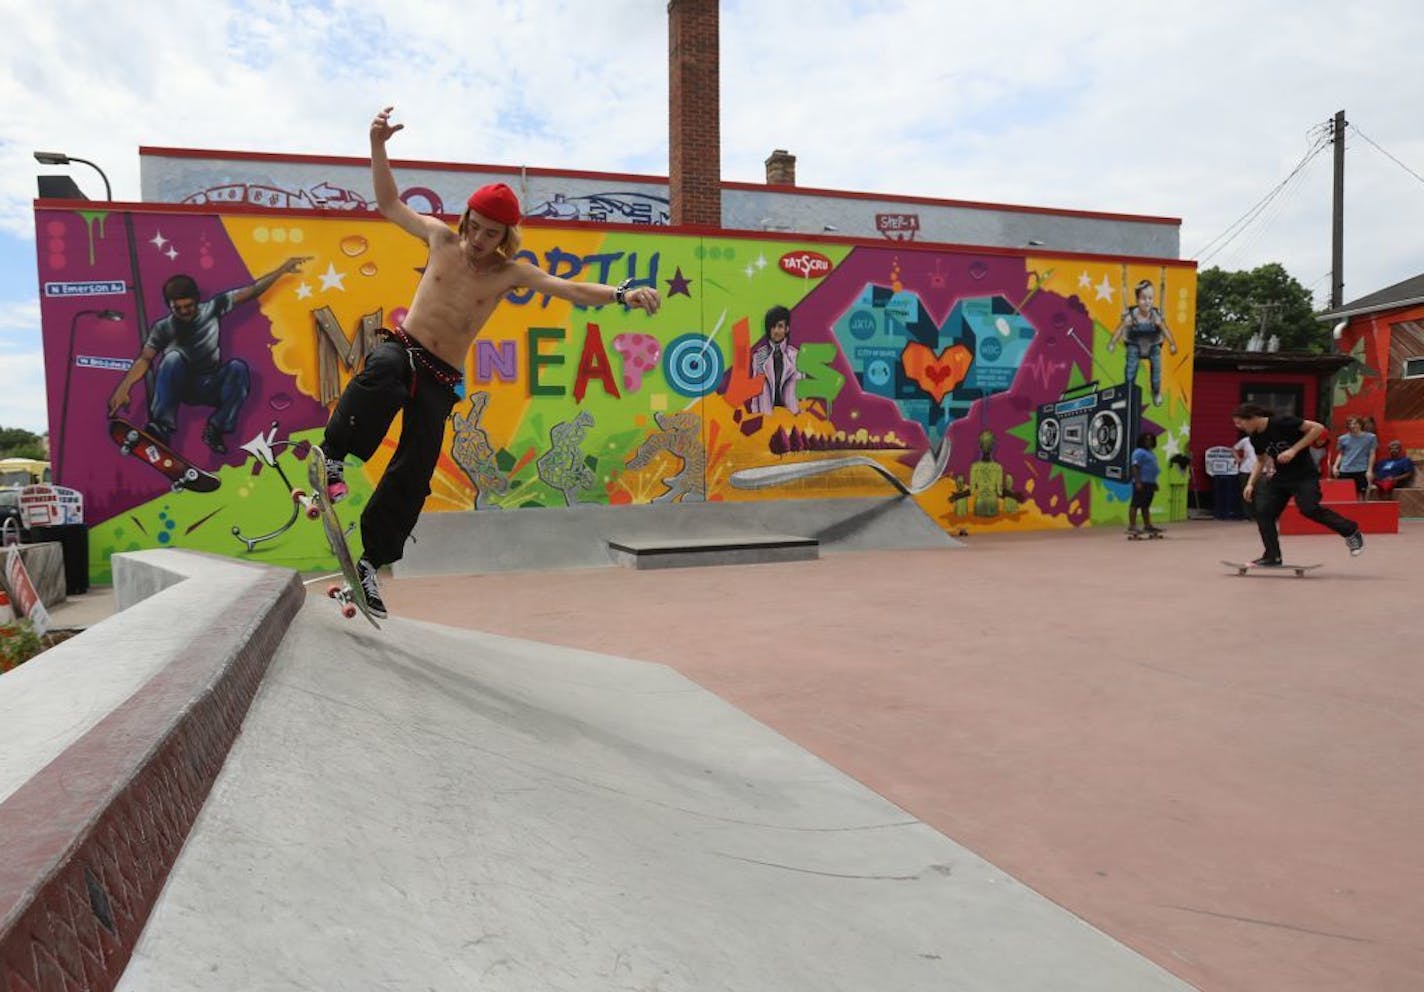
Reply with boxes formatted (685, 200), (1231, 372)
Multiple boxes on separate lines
(118, 603), (1192, 991)
(394, 497), (959, 576)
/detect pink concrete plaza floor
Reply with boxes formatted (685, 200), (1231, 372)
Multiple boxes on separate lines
(387, 517), (1423, 992)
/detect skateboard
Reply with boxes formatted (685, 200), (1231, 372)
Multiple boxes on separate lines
(1221, 560), (1321, 578)
(109, 418), (220, 493)
(303, 447), (380, 628)
(1127, 529), (1164, 540)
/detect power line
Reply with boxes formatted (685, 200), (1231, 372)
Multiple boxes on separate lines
(1349, 123), (1424, 187)
(1215, 153), (1321, 270)
(1191, 127), (1332, 263)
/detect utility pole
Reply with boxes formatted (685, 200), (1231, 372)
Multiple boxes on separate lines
(1330, 109), (1346, 309)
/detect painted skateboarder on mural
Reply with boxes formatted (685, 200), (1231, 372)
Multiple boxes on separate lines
(107, 258), (310, 456)
(313, 105), (661, 619)
(1107, 278), (1178, 407)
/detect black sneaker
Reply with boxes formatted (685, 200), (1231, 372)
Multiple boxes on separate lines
(1251, 556), (1283, 567)
(201, 425), (228, 454)
(1345, 530), (1365, 556)
(356, 557), (388, 618)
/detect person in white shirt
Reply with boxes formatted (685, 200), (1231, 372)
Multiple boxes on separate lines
(1233, 431), (1258, 521)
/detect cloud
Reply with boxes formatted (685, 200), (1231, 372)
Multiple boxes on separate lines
(0, 348), (48, 434)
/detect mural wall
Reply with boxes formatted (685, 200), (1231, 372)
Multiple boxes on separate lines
(34, 205), (1196, 581)
(1331, 306), (1424, 451)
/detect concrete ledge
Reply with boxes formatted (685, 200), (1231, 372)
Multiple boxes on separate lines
(395, 497), (959, 577)
(0, 550), (303, 992)
(608, 534), (819, 569)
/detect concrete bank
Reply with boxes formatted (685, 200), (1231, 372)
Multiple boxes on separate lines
(0, 551), (302, 992)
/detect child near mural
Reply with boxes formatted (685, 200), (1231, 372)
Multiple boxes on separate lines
(1126, 431), (1162, 537)
(1234, 403), (1364, 566)
(318, 106), (661, 617)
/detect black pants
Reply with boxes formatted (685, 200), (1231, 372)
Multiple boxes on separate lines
(1339, 470), (1368, 496)
(1237, 473), (1256, 521)
(321, 339), (457, 568)
(1255, 474), (1358, 561)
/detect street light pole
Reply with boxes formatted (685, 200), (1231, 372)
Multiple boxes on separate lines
(33, 151), (113, 201)
(56, 309), (126, 484)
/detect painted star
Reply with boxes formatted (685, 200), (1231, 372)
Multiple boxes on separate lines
(744, 264), (756, 279)
(1078, 271), (1092, 289)
(295, 282), (313, 300)
(150, 231), (169, 250)
(666, 267), (692, 297)
(754, 253), (768, 270)
(319, 262), (346, 292)
(164, 245), (178, 260)
(1095, 274), (1114, 302)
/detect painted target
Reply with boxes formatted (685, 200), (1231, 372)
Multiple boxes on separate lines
(664, 333), (725, 396)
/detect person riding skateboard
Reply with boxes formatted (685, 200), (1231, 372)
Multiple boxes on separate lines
(1232, 403), (1364, 566)
(317, 106), (661, 618)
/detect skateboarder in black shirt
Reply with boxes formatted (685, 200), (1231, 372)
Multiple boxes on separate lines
(1232, 403), (1364, 566)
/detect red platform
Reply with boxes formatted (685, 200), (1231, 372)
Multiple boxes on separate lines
(1279, 479), (1399, 534)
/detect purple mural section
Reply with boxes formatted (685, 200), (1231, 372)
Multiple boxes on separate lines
(790, 247), (1094, 523)
(36, 209), (328, 523)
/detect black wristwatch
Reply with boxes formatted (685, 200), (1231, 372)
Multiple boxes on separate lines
(614, 279), (632, 305)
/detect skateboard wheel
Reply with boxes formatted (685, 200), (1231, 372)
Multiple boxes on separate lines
(291, 488), (304, 502)
(341, 604), (357, 619)
(307, 504), (322, 519)
(327, 585), (341, 599)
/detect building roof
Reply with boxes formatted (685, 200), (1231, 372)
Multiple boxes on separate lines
(1194, 345), (1354, 374)
(1316, 272), (1424, 321)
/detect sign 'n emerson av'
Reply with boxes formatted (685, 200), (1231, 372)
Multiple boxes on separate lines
(43, 280), (126, 297)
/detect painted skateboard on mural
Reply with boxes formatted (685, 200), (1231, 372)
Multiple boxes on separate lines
(109, 418), (220, 493)
(303, 447), (380, 628)
(1221, 560), (1321, 578)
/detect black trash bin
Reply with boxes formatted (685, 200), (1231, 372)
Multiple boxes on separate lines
(1211, 474), (1243, 520)
(26, 524), (89, 595)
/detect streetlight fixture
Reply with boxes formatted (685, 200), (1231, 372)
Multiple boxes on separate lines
(55, 309), (126, 484)
(33, 151), (112, 201)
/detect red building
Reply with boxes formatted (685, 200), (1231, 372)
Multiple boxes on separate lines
(1189, 345), (1351, 511)
(1317, 271), (1424, 516)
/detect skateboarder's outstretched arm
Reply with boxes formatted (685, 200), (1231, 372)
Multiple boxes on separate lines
(368, 106), (451, 244)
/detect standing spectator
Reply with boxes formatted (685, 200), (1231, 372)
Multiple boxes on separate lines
(1233, 430), (1258, 521)
(1332, 416), (1378, 499)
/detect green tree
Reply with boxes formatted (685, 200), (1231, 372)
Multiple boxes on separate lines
(1195, 263), (1328, 353)
(0, 427), (47, 460)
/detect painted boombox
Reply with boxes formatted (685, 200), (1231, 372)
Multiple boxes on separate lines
(1035, 381), (1138, 481)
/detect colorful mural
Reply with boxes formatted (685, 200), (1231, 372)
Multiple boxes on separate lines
(34, 205), (1196, 581)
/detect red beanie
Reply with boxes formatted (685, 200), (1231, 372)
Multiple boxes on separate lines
(466, 183), (521, 226)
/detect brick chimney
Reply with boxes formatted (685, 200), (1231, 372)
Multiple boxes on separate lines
(668, 0), (721, 226)
(765, 149), (796, 186)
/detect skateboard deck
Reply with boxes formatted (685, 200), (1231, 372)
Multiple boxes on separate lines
(1221, 560), (1321, 578)
(306, 448), (380, 627)
(1127, 530), (1165, 540)
(109, 418), (220, 493)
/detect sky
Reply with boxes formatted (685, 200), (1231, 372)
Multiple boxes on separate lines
(2, 0), (1423, 434)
